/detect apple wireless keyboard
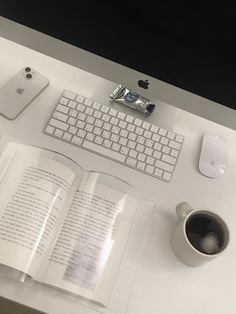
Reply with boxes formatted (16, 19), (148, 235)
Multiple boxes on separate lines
(44, 90), (184, 182)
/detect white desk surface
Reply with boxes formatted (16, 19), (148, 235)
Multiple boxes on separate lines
(0, 35), (236, 314)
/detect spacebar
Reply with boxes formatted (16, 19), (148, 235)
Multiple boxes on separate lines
(83, 140), (126, 162)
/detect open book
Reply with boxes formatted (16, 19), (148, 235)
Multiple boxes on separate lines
(0, 139), (138, 307)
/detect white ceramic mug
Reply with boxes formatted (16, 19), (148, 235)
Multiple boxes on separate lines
(171, 202), (230, 266)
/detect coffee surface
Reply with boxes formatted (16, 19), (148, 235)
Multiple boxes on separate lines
(186, 214), (224, 255)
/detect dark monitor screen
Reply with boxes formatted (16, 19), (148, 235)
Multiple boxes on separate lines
(1, 1), (236, 110)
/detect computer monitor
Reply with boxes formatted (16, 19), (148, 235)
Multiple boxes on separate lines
(0, 2), (236, 130)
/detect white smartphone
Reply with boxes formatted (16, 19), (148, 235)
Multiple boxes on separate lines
(0, 67), (49, 120)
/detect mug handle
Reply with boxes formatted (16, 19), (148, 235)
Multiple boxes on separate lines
(176, 202), (193, 220)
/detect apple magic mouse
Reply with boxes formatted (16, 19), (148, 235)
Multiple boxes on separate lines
(199, 133), (228, 178)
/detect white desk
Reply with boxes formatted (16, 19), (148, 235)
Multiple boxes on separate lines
(0, 28), (236, 314)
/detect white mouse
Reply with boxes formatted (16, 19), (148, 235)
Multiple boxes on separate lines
(199, 133), (228, 178)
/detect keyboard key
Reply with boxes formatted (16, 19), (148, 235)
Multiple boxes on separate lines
(86, 116), (95, 124)
(163, 172), (172, 181)
(128, 133), (137, 141)
(93, 110), (102, 119)
(78, 112), (86, 121)
(175, 135), (184, 143)
(136, 144), (145, 153)
(86, 133), (95, 142)
(68, 100), (77, 109)
(119, 137), (128, 146)
(153, 151), (161, 159)
(160, 137), (169, 145)
(169, 140), (181, 150)
(53, 111), (68, 122)
(137, 136), (145, 144)
(153, 142), (162, 151)
(83, 140), (126, 162)
(102, 130), (111, 139)
(84, 98), (93, 106)
(103, 122), (112, 131)
(137, 153), (146, 162)
(77, 103), (85, 112)
(142, 121), (150, 130)
(117, 112), (125, 120)
(94, 136), (103, 145)
(54, 129), (63, 137)
(85, 124), (94, 133)
(119, 120), (127, 129)
(45, 125), (55, 134)
(146, 165), (154, 174)
(162, 146), (171, 154)
(135, 127), (144, 135)
(129, 150), (138, 159)
(68, 126), (77, 134)
(150, 125), (159, 133)
(109, 108), (117, 116)
(159, 128), (167, 136)
(144, 147), (153, 156)
(170, 149), (179, 158)
(101, 105), (109, 113)
(85, 107), (94, 116)
(68, 117), (77, 125)
(103, 140), (112, 148)
(76, 120), (85, 129)
(127, 141), (136, 149)
(126, 115), (134, 123)
(154, 168), (163, 178)
(72, 136), (83, 146)
(77, 130), (86, 138)
(92, 102), (101, 110)
(49, 118), (69, 131)
(101, 113), (110, 122)
(146, 156), (155, 165)
(155, 160), (174, 173)
(63, 132), (72, 141)
(134, 118), (142, 126)
(144, 130), (152, 139)
(60, 97), (69, 105)
(145, 139), (154, 148)
(93, 127), (102, 136)
(76, 95), (85, 103)
(63, 90), (76, 99)
(112, 143), (121, 152)
(56, 104), (69, 114)
(110, 134), (119, 142)
(94, 119), (103, 127)
(127, 124), (135, 132)
(126, 157), (137, 167)
(111, 126), (120, 134)
(152, 134), (160, 142)
(137, 161), (145, 171)
(167, 131), (175, 139)
(162, 154), (176, 165)
(120, 146), (129, 155)
(110, 117), (119, 125)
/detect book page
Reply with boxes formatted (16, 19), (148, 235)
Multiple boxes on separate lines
(37, 177), (137, 307)
(0, 142), (76, 276)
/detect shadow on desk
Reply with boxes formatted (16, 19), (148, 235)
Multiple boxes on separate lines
(0, 296), (46, 314)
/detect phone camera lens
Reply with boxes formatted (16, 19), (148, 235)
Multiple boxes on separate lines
(26, 73), (32, 79)
(25, 67), (31, 72)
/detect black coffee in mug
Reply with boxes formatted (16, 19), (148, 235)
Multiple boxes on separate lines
(185, 213), (226, 255)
